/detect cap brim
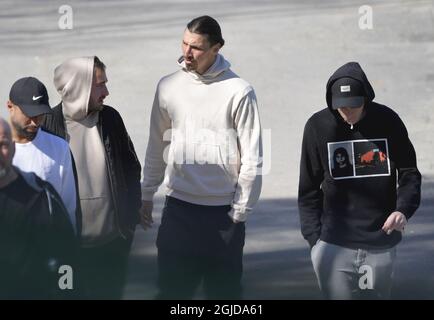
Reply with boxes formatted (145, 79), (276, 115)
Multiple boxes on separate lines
(18, 104), (52, 117)
(332, 96), (364, 110)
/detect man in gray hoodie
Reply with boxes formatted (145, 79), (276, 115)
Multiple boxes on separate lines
(43, 56), (142, 299)
(141, 16), (263, 299)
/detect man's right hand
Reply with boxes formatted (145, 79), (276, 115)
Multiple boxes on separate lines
(140, 200), (154, 230)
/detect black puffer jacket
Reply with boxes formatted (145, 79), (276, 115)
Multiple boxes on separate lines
(0, 168), (78, 299)
(42, 103), (142, 239)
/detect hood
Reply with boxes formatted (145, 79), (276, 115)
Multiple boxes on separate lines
(326, 62), (375, 110)
(53, 56), (94, 121)
(177, 53), (230, 83)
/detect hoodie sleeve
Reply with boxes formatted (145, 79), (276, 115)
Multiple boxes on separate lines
(59, 144), (77, 234)
(229, 88), (263, 222)
(298, 117), (324, 248)
(141, 87), (172, 201)
(390, 114), (422, 220)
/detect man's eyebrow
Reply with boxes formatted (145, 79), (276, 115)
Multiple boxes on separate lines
(183, 41), (204, 50)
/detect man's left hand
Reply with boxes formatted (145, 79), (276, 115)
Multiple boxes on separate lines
(382, 211), (407, 235)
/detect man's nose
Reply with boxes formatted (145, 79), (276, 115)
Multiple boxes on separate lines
(185, 46), (192, 56)
(30, 115), (43, 126)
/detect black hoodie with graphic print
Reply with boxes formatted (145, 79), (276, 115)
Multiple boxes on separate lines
(298, 62), (421, 250)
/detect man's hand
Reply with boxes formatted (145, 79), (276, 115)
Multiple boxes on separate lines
(382, 211), (407, 235)
(140, 200), (154, 230)
(227, 210), (242, 224)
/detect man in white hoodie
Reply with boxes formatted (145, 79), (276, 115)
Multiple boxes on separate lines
(7, 77), (77, 233)
(141, 15), (263, 299)
(43, 56), (142, 299)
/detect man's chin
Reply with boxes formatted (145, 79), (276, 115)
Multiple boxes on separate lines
(22, 129), (38, 141)
(185, 63), (196, 71)
(88, 104), (104, 113)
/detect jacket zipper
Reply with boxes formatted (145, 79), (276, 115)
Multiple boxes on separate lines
(98, 118), (127, 240)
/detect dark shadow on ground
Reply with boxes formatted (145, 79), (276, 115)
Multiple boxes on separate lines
(124, 176), (434, 300)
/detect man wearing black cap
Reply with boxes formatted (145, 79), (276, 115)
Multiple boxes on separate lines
(7, 77), (77, 233)
(298, 62), (421, 299)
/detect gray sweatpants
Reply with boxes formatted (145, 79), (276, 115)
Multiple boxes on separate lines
(311, 240), (396, 300)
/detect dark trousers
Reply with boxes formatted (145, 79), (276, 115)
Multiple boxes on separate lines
(78, 236), (133, 300)
(156, 196), (245, 300)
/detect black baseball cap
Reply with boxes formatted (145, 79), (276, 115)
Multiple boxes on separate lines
(331, 77), (365, 110)
(9, 77), (52, 117)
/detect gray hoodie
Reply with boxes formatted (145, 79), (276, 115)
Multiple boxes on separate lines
(142, 54), (263, 222)
(54, 57), (118, 247)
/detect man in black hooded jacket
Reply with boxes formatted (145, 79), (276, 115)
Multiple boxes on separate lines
(298, 62), (421, 299)
(0, 117), (77, 299)
(42, 56), (142, 299)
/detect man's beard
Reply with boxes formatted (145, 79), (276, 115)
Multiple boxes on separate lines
(11, 121), (38, 141)
(184, 58), (196, 71)
(88, 102), (104, 113)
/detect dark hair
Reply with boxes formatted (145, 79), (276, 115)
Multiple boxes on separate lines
(333, 147), (351, 167)
(94, 56), (106, 71)
(187, 15), (225, 47)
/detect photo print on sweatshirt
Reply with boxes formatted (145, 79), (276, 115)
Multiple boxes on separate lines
(328, 138), (391, 180)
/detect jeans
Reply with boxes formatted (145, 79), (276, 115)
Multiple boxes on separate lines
(311, 240), (396, 299)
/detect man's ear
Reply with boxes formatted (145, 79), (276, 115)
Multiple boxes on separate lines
(6, 100), (13, 111)
(212, 43), (222, 54)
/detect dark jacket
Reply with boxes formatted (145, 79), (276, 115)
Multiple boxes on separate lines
(0, 168), (78, 299)
(42, 103), (142, 239)
(298, 62), (422, 250)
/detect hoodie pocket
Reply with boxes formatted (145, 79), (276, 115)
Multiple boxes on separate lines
(166, 141), (239, 196)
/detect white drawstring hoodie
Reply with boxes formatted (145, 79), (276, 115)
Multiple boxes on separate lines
(142, 54), (262, 221)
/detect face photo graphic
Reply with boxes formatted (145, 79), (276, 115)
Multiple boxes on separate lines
(331, 146), (354, 178)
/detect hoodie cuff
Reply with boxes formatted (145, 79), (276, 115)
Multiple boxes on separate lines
(228, 207), (249, 222)
(306, 233), (320, 249)
(395, 206), (415, 221)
